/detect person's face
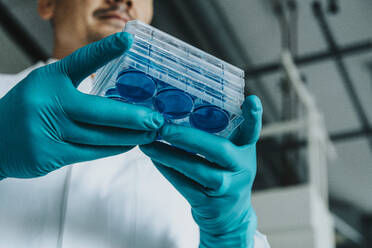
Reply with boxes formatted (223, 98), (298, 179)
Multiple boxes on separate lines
(39, 0), (153, 45)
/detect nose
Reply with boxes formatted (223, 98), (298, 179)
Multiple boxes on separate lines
(105, 0), (133, 8)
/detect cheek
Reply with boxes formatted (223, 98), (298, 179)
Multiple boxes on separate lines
(56, 2), (87, 29)
(132, 0), (154, 23)
(84, 0), (101, 24)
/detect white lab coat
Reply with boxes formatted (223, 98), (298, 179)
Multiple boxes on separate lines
(0, 61), (270, 248)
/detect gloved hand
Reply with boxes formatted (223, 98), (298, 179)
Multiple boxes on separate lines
(140, 95), (263, 248)
(0, 32), (164, 179)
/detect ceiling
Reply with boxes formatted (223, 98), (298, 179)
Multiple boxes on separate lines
(215, 0), (372, 213)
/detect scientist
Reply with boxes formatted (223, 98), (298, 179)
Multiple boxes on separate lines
(0, 0), (270, 247)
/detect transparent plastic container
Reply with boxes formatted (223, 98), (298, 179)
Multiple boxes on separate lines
(124, 21), (245, 86)
(91, 21), (246, 138)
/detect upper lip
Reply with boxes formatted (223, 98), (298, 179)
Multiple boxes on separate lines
(97, 11), (129, 22)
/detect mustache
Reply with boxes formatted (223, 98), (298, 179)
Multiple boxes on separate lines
(93, 5), (132, 19)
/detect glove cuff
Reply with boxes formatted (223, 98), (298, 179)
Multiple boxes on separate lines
(199, 228), (255, 248)
(197, 208), (257, 248)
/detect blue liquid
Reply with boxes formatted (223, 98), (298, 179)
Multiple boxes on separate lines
(105, 88), (126, 102)
(154, 89), (194, 119)
(190, 105), (230, 133)
(108, 68), (230, 133)
(116, 69), (157, 103)
(105, 87), (120, 97)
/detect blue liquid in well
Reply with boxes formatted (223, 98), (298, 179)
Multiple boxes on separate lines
(154, 89), (194, 119)
(105, 87), (120, 97)
(116, 69), (157, 103)
(190, 105), (230, 133)
(105, 88), (126, 102)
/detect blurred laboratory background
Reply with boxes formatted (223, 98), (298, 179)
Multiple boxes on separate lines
(1, 0), (371, 247)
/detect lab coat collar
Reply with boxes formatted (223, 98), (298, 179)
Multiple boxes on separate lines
(46, 58), (58, 64)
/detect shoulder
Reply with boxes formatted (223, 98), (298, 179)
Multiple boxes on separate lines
(0, 72), (25, 98)
(0, 62), (46, 98)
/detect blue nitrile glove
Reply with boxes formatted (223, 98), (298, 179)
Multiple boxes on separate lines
(0, 32), (164, 179)
(140, 95), (263, 248)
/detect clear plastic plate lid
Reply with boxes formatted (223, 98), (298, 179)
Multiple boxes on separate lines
(124, 20), (245, 88)
(129, 38), (244, 95)
(129, 34), (245, 92)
